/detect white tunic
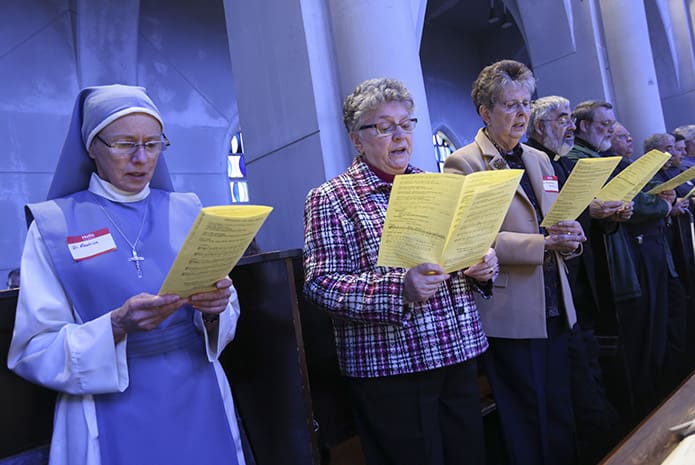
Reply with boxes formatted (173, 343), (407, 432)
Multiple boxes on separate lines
(7, 176), (247, 465)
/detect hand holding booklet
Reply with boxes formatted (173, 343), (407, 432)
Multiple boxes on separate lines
(540, 156), (620, 227)
(159, 205), (272, 297)
(376, 170), (522, 273)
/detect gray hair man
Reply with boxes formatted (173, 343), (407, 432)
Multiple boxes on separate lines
(644, 132), (676, 170)
(673, 125), (695, 169)
(527, 95), (576, 157)
(528, 95), (625, 463)
(570, 100), (616, 155)
(610, 123), (634, 160)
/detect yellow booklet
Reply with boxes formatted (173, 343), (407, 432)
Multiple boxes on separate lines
(647, 164), (695, 194)
(159, 205), (272, 297)
(596, 150), (671, 202)
(540, 157), (621, 227)
(377, 170), (522, 273)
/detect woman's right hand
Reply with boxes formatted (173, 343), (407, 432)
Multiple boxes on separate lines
(404, 263), (450, 304)
(110, 293), (186, 342)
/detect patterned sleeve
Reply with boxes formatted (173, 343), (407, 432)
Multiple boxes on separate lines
(302, 186), (412, 326)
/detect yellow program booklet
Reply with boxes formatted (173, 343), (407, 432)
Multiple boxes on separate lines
(159, 205), (272, 297)
(597, 149), (671, 202)
(377, 170), (522, 273)
(540, 156), (621, 227)
(647, 164), (695, 194)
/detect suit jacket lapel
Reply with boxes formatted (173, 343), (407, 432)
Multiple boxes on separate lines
(475, 131), (532, 207)
(521, 148), (551, 216)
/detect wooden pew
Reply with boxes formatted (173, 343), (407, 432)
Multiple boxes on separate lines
(1, 249), (501, 465)
(224, 249), (321, 465)
(0, 289), (54, 462)
(599, 371), (695, 465)
(0, 250), (322, 465)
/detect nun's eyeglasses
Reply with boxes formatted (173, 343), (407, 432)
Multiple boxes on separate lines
(95, 134), (170, 157)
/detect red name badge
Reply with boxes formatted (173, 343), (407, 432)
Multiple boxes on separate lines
(67, 228), (117, 261)
(543, 176), (559, 193)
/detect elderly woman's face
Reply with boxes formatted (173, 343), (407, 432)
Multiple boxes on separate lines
(350, 101), (413, 175)
(88, 113), (163, 193)
(481, 85), (531, 151)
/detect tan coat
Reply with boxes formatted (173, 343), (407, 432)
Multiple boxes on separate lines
(444, 128), (577, 339)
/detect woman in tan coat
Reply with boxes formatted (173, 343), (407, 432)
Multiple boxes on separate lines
(444, 60), (585, 465)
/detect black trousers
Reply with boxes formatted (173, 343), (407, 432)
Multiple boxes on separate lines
(567, 324), (623, 465)
(347, 359), (484, 465)
(484, 324), (576, 465)
(617, 231), (668, 418)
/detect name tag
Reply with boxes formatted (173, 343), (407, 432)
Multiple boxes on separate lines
(67, 228), (117, 261)
(543, 176), (559, 193)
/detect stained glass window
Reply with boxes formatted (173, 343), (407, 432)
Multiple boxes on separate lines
(433, 131), (455, 172)
(228, 131), (249, 203)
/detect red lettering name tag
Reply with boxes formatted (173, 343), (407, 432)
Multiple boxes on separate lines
(67, 228), (117, 261)
(543, 176), (559, 193)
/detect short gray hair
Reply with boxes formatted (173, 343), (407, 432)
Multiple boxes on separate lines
(471, 60), (536, 115)
(673, 124), (695, 141)
(343, 78), (414, 132)
(528, 95), (570, 141)
(644, 133), (675, 153)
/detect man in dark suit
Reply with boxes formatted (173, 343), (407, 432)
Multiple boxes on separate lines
(567, 101), (671, 421)
(527, 96), (624, 464)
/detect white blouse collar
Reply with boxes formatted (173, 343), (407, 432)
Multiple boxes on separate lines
(88, 173), (150, 203)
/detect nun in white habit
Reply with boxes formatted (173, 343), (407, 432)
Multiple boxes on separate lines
(8, 84), (246, 465)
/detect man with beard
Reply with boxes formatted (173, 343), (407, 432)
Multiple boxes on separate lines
(568, 101), (672, 422)
(527, 96), (623, 464)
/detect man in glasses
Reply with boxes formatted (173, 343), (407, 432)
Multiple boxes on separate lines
(609, 123), (634, 162)
(644, 133), (692, 393)
(527, 96), (623, 464)
(569, 100), (672, 423)
(673, 124), (695, 170)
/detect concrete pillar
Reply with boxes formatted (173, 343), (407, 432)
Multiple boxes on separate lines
(659, 0), (695, 128)
(76, 0), (140, 86)
(223, 0), (345, 251)
(516, 0), (609, 113)
(328, 0), (435, 171)
(599, 0), (665, 152)
(224, 0), (430, 251)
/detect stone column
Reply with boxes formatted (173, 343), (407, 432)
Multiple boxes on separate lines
(224, 0), (430, 251)
(659, 0), (695, 128)
(76, 0), (140, 85)
(328, 0), (435, 171)
(599, 0), (665, 151)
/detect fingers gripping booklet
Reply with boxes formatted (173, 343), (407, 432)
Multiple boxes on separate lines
(159, 205), (272, 298)
(377, 170), (522, 273)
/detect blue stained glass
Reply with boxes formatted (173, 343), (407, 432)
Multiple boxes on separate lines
(230, 180), (249, 203)
(228, 155), (243, 178)
(238, 154), (246, 176)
